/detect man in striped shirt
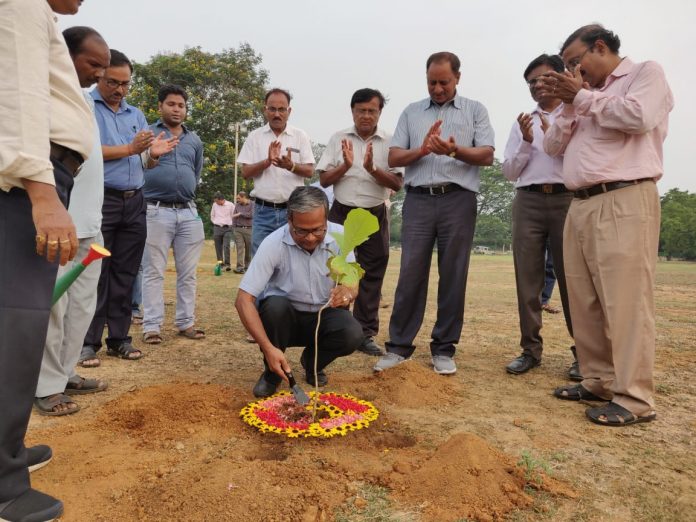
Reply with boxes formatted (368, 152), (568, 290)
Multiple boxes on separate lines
(374, 51), (495, 375)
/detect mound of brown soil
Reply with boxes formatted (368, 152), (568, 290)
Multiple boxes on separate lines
(333, 360), (463, 408)
(391, 433), (533, 521)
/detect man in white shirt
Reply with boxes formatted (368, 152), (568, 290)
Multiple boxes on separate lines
(210, 192), (235, 270)
(0, 1), (94, 520)
(317, 88), (403, 356)
(238, 88), (315, 254)
(502, 54), (577, 377)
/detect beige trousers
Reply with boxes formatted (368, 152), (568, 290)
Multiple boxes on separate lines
(563, 181), (660, 416)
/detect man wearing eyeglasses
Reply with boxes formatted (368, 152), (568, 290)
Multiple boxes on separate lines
(317, 88), (404, 357)
(81, 50), (177, 366)
(501, 54), (577, 379)
(235, 186), (363, 397)
(541, 25), (673, 427)
(374, 51), (495, 376)
(238, 88), (315, 255)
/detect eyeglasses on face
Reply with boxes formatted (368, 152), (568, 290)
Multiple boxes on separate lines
(353, 108), (380, 116)
(265, 106), (288, 114)
(290, 224), (327, 238)
(103, 78), (131, 89)
(566, 46), (592, 71)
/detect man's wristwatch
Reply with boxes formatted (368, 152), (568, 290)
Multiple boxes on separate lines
(448, 149), (457, 158)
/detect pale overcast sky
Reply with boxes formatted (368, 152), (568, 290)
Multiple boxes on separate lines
(62, 0), (695, 192)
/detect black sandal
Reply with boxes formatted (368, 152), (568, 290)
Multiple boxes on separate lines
(553, 384), (606, 402)
(586, 402), (656, 427)
(106, 342), (143, 360)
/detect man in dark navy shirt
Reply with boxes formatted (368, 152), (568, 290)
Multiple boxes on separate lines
(141, 85), (206, 344)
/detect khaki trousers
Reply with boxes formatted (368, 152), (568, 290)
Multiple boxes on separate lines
(563, 181), (660, 415)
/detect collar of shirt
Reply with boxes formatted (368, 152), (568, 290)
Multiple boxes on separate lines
(90, 87), (132, 115)
(598, 57), (634, 91)
(261, 123), (295, 137)
(154, 119), (189, 135)
(422, 95), (463, 111)
(345, 125), (388, 141)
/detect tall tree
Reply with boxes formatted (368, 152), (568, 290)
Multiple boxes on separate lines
(660, 188), (696, 260)
(128, 45), (268, 233)
(475, 159), (514, 249)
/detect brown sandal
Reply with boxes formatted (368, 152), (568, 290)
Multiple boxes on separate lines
(143, 331), (163, 344)
(34, 394), (80, 416)
(178, 327), (205, 339)
(65, 376), (108, 396)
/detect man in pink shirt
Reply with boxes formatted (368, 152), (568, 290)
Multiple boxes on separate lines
(541, 24), (673, 427)
(210, 192), (235, 271)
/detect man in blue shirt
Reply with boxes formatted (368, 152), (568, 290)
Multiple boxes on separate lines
(235, 187), (363, 397)
(374, 51), (495, 376)
(141, 85), (205, 344)
(81, 50), (176, 364)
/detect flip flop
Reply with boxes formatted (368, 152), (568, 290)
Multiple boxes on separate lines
(178, 327), (205, 339)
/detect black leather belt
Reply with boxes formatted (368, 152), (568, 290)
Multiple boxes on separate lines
(147, 200), (190, 209)
(254, 197), (287, 209)
(574, 178), (652, 199)
(50, 142), (84, 177)
(235, 225), (252, 228)
(406, 183), (465, 195)
(105, 187), (140, 199)
(518, 183), (569, 194)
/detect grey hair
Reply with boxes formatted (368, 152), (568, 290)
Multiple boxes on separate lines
(287, 186), (329, 219)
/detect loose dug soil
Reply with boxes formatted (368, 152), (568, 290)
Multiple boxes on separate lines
(29, 380), (569, 522)
(25, 248), (696, 520)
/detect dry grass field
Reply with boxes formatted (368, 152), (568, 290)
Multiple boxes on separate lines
(27, 241), (696, 521)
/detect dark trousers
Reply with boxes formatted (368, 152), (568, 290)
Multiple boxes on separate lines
(258, 296), (363, 384)
(83, 190), (146, 349)
(0, 160), (71, 502)
(386, 188), (477, 358)
(329, 200), (389, 338)
(232, 226), (252, 269)
(213, 225), (232, 266)
(541, 239), (556, 305)
(512, 190), (573, 360)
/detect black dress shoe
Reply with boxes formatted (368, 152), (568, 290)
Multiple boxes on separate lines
(300, 354), (328, 386)
(0, 488), (63, 522)
(252, 373), (279, 397)
(506, 354), (541, 375)
(357, 337), (384, 356)
(27, 445), (53, 473)
(568, 345), (583, 381)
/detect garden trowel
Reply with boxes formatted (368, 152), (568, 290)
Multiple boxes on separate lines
(283, 370), (310, 405)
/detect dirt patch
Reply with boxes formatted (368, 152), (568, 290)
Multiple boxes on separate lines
(332, 360), (463, 408)
(29, 382), (567, 521)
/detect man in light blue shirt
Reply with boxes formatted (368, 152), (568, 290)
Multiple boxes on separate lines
(82, 49), (176, 364)
(375, 51), (495, 376)
(235, 187), (363, 397)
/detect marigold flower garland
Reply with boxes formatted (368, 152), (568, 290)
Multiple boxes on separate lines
(240, 391), (379, 438)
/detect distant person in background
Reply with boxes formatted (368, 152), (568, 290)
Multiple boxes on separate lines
(141, 84), (205, 345)
(130, 262), (143, 325)
(502, 53), (576, 377)
(232, 191), (253, 273)
(318, 88), (403, 357)
(540, 240), (560, 314)
(211, 192), (234, 271)
(238, 88), (315, 254)
(544, 24), (673, 426)
(35, 26), (111, 416)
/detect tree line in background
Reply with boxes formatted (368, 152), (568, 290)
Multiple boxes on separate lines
(130, 46), (694, 261)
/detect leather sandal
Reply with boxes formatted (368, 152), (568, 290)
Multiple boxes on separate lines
(34, 394), (80, 416)
(178, 327), (205, 339)
(64, 376), (108, 396)
(586, 402), (656, 426)
(143, 331), (163, 344)
(553, 384), (607, 402)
